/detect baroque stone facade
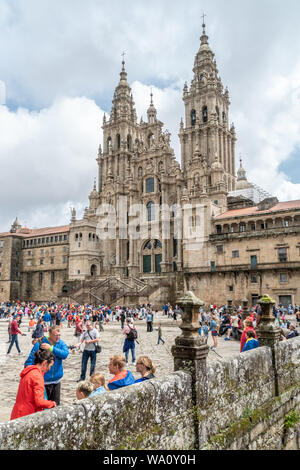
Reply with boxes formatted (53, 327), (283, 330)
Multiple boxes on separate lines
(1, 23), (300, 306)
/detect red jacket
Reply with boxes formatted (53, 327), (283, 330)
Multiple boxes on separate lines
(10, 319), (22, 335)
(10, 366), (56, 420)
(240, 327), (257, 352)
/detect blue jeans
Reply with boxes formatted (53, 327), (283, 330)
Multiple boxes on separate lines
(157, 336), (165, 345)
(80, 350), (97, 380)
(125, 348), (136, 364)
(7, 334), (21, 354)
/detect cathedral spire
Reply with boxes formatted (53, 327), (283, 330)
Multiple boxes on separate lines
(147, 87), (157, 123)
(200, 13), (209, 45)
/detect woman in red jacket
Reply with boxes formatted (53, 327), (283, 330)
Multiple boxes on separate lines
(240, 320), (258, 352)
(11, 349), (57, 420)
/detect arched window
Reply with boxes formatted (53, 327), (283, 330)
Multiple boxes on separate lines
(222, 111), (226, 123)
(107, 137), (112, 152)
(91, 265), (97, 277)
(202, 106), (208, 123)
(146, 178), (154, 193)
(146, 202), (155, 222)
(216, 106), (220, 121)
(117, 134), (121, 150)
(154, 240), (162, 249)
(144, 240), (152, 250)
(127, 135), (132, 150)
(191, 109), (196, 126)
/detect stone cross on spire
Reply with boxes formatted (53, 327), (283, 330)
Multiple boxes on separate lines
(201, 13), (207, 31)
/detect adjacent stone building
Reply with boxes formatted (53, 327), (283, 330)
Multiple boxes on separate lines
(1, 22), (299, 307)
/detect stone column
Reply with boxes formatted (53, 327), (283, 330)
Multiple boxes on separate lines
(241, 298), (249, 323)
(171, 291), (209, 449)
(256, 295), (281, 396)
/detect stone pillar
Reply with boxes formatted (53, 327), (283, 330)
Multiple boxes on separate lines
(227, 299), (233, 315)
(171, 291), (209, 449)
(256, 295), (281, 396)
(241, 298), (249, 323)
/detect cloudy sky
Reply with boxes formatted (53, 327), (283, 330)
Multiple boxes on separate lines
(0, 0), (300, 232)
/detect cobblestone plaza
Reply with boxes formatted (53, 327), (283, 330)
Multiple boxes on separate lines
(0, 314), (240, 423)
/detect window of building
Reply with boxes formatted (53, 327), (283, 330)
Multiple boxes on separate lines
(42, 238), (45, 244)
(39, 272), (43, 285)
(147, 202), (155, 222)
(63, 256), (67, 264)
(27, 260), (31, 267)
(0, 241), (3, 248)
(191, 109), (196, 126)
(217, 245), (223, 254)
(283, 220), (289, 228)
(202, 106), (208, 123)
(64, 235), (68, 241)
(280, 273), (288, 283)
(27, 251), (31, 256)
(239, 225), (246, 233)
(251, 224), (256, 231)
(55, 236), (58, 242)
(77, 270), (81, 275)
(40, 259), (44, 265)
(38, 239), (41, 245)
(50, 258), (54, 265)
(251, 275), (258, 284)
(59, 235), (62, 242)
(50, 237), (53, 243)
(154, 240), (162, 249)
(46, 237), (49, 243)
(229, 285), (234, 292)
(51, 272), (55, 284)
(251, 255), (258, 269)
(173, 239), (178, 257)
(211, 261), (216, 273)
(51, 248), (55, 254)
(146, 178), (155, 193)
(63, 247), (67, 253)
(232, 250), (239, 258)
(40, 249), (44, 255)
(278, 248), (287, 262)
(143, 255), (152, 273)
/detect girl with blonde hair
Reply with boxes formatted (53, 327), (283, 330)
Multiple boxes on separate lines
(90, 373), (109, 397)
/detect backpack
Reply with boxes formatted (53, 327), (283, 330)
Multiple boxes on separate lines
(127, 327), (138, 341)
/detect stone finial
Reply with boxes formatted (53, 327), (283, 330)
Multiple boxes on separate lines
(256, 295), (280, 349)
(171, 292), (209, 369)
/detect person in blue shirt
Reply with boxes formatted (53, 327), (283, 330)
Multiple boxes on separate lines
(242, 330), (259, 352)
(134, 356), (156, 384)
(24, 325), (69, 405)
(90, 373), (109, 397)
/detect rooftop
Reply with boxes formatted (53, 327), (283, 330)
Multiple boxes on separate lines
(0, 225), (70, 239)
(215, 200), (300, 221)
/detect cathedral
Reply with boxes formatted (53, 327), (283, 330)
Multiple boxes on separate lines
(1, 23), (300, 308)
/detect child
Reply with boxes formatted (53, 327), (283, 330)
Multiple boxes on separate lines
(202, 322), (209, 342)
(28, 318), (36, 333)
(76, 381), (94, 400)
(90, 373), (109, 397)
(242, 330), (259, 352)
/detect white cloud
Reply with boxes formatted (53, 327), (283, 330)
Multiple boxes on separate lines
(0, 97), (102, 231)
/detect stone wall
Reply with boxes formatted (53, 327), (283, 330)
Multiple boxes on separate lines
(0, 339), (299, 450)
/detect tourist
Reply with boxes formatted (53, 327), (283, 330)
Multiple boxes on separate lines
(107, 355), (135, 390)
(210, 315), (219, 351)
(286, 324), (299, 340)
(230, 311), (240, 340)
(120, 310), (126, 330)
(6, 313), (12, 343)
(202, 322), (209, 342)
(157, 322), (165, 345)
(76, 381), (94, 400)
(146, 310), (153, 332)
(122, 318), (137, 365)
(25, 326), (69, 406)
(43, 311), (51, 331)
(240, 320), (257, 352)
(242, 330), (259, 352)
(74, 317), (84, 343)
(90, 373), (109, 397)
(32, 318), (45, 344)
(76, 321), (100, 381)
(98, 310), (104, 331)
(10, 349), (56, 420)
(134, 356), (156, 383)
(7, 314), (26, 355)
(28, 318), (36, 333)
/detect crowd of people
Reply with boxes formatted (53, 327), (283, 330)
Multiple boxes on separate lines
(0, 298), (299, 423)
(197, 303), (300, 352)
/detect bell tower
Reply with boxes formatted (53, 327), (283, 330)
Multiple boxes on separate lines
(179, 19), (237, 199)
